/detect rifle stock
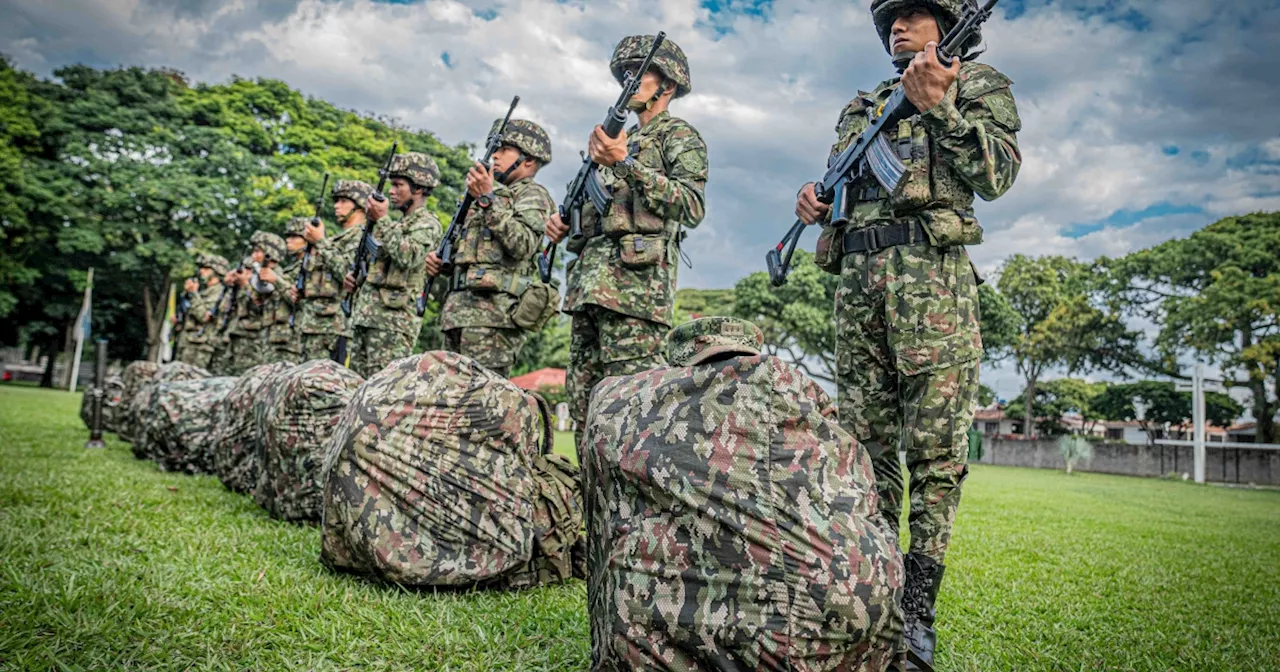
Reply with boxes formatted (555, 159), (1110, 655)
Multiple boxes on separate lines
(341, 143), (398, 317)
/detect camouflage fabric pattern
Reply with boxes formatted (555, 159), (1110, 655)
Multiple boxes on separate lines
(494, 118), (552, 164)
(666, 316), (764, 366)
(124, 362), (211, 458)
(228, 281), (273, 375)
(348, 325), (416, 379)
(440, 177), (554, 335)
(147, 376), (238, 474)
(563, 111), (707, 327)
(251, 230), (286, 263)
(350, 204), (442, 336)
(211, 361), (292, 493)
(302, 222), (361, 338)
(252, 359), (364, 522)
(198, 252), (230, 277)
(118, 360), (160, 441)
(610, 34), (692, 97)
(837, 243), (980, 563)
(321, 351), (584, 589)
(332, 179), (375, 210)
(871, 0), (981, 54)
(388, 151), (441, 190)
(301, 333), (341, 362)
(176, 281), (224, 368)
(584, 355), (903, 671)
(265, 256), (302, 364)
(79, 374), (124, 433)
(443, 327), (524, 378)
(566, 305), (669, 450)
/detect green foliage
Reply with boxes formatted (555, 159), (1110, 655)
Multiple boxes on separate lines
(674, 287), (736, 324)
(1005, 378), (1109, 437)
(513, 314), (571, 377)
(1057, 435), (1094, 474)
(977, 383), (997, 408)
(977, 282), (1019, 364)
(1101, 212), (1280, 442)
(732, 250), (837, 382)
(1094, 380), (1244, 443)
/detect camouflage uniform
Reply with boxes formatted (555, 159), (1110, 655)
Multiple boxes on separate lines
(304, 180), (373, 362)
(563, 35), (708, 444)
(227, 232), (287, 375)
(818, 1), (1021, 667)
(178, 253), (229, 371)
(583, 317), (903, 671)
(266, 219), (307, 364)
(209, 252), (254, 376)
(349, 153), (443, 377)
(441, 119), (556, 378)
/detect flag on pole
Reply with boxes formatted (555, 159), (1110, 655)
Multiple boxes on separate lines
(68, 268), (94, 393)
(158, 282), (176, 363)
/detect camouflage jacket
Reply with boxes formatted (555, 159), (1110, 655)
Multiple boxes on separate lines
(182, 282), (222, 348)
(265, 256), (300, 347)
(825, 61), (1020, 247)
(441, 177), (555, 331)
(563, 111), (708, 327)
(351, 205), (442, 336)
(310, 223), (363, 337)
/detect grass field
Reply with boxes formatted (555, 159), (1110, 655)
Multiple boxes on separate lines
(2, 385), (1279, 670)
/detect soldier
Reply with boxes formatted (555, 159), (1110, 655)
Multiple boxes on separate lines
(543, 34), (708, 448)
(304, 180), (375, 363)
(425, 119), (556, 378)
(344, 153), (443, 378)
(223, 231), (286, 376)
(265, 219), (306, 364)
(793, 1), (1021, 668)
(178, 253), (229, 370)
(169, 275), (198, 362)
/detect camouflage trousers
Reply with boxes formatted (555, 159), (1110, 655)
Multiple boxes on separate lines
(229, 332), (270, 376)
(272, 338), (303, 366)
(349, 326), (415, 379)
(567, 305), (668, 454)
(444, 326), (525, 378)
(300, 333), (341, 364)
(209, 337), (233, 376)
(835, 242), (981, 564)
(178, 345), (215, 371)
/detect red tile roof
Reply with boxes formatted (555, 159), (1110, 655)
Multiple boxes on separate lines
(509, 368), (566, 391)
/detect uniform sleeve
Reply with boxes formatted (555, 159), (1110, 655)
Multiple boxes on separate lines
(376, 211), (438, 271)
(628, 123), (708, 228)
(476, 182), (553, 261)
(314, 232), (351, 281)
(918, 65), (1021, 202)
(277, 265), (297, 305)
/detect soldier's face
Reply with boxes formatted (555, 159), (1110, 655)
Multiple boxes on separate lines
(890, 8), (942, 55)
(251, 249), (265, 264)
(388, 177), (413, 207)
(333, 198), (356, 223)
(285, 235), (307, 254)
(198, 267), (213, 280)
(628, 70), (671, 109)
(491, 146), (525, 183)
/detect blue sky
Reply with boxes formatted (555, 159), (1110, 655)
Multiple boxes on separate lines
(3, 0), (1278, 398)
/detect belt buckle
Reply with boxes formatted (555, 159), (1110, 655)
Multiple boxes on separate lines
(864, 227), (879, 252)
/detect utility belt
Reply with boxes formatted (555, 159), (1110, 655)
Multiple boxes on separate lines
(842, 220), (930, 255)
(450, 264), (560, 332)
(450, 265), (534, 296)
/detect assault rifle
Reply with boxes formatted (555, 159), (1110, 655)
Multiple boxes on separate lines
(537, 32), (667, 283)
(213, 258), (247, 333)
(418, 96), (519, 317)
(765, 0), (998, 287)
(340, 142), (397, 317)
(291, 172), (329, 328)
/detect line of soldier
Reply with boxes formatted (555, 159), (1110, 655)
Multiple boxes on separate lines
(169, 1), (1019, 667)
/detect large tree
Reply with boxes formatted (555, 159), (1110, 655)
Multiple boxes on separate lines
(1004, 377), (1109, 437)
(1094, 381), (1244, 445)
(1102, 213), (1280, 443)
(732, 250), (837, 383)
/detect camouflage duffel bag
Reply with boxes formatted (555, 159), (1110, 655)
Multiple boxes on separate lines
(147, 376), (238, 474)
(584, 354), (904, 671)
(321, 351), (585, 589)
(211, 362), (290, 494)
(117, 361), (160, 443)
(251, 359), (364, 523)
(79, 374), (124, 432)
(126, 362), (210, 457)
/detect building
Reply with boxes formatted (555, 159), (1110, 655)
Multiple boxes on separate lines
(509, 368), (565, 392)
(973, 407), (1023, 437)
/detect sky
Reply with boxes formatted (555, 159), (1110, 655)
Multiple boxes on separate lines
(4, 0), (1279, 401)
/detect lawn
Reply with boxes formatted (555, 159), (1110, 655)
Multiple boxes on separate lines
(2, 385), (1279, 671)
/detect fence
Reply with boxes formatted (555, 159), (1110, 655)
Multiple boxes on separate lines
(978, 438), (1280, 486)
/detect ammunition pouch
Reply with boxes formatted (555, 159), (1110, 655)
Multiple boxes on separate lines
(921, 209), (984, 248)
(814, 225), (845, 275)
(617, 233), (666, 269)
(512, 280), (560, 332)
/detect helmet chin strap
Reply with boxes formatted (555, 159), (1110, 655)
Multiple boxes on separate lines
(496, 153), (525, 185)
(892, 50), (917, 73)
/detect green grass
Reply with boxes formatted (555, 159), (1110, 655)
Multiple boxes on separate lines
(2, 385), (1279, 670)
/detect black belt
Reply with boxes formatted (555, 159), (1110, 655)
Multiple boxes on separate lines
(843, 220), (929, 255)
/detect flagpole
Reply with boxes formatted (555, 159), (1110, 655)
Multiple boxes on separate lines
(69, 268), (94, 393)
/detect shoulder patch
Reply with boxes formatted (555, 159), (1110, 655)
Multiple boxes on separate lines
(835, 92), (873, 134)
(958, 62), (1013, 101)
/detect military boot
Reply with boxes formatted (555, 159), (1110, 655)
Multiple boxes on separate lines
(902, 552), (945, 672)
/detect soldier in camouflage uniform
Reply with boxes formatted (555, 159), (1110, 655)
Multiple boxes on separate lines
(544, 35), (708, 449)
(302, 180), (374, 363)
(224, 231), (287, 375)
(344, 153), (443, 378)
(426, 119), (557, 378)
(178, 253), (229, 370)
(209, 245), (257, 376)
(169, 276), (198, 362)
(265, 219), (307, 364)
(794, 1), (1021, 667)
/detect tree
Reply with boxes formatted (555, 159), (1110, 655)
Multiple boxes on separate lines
(983, 255), (1143, 438)
(513, 314), (571, 377)
(1101, 213), (1280, 443)
(977, 382), (997, 408)
(674, 287), (736, 324)
(1005, 377), (1109, 437)
(1058, 435), (1093, 475)
(1093, 381), (1244, 445)
(733, 250), (837, 383)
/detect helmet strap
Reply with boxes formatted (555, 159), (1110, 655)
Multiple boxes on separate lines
(496, 153), (525, 185)
(892, 50), (916, 74)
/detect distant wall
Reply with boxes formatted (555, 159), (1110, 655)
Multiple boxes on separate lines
(978, 438), (1280, 486)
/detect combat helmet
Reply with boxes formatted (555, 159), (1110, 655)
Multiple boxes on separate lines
(332, 180), (375, 209)
(610, 34), (692, 98)
(492, 118), (552, 165)
(667, 316), (765, 367)
(284, 216), (310, 238)
(388, 151), (441, 190)
(250, 230), (286, 263)
(871, 0), (981, 55)
(197, 252), (230, 277)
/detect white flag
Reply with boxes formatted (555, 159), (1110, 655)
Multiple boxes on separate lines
(74, 268), (94, 344)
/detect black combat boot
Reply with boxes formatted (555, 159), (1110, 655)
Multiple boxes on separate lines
(902, 552), (945, 672)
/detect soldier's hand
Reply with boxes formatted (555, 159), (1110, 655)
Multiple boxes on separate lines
(223, 271), (237, 285)
(545, 213), (569, 244)
(424, 252), (442, 278)
(343, 273), (356, 293)
(258, 267), (278, 284)
(466, 161), (494, 198)
(902, 41), (959, 113)
(366, 196), (389, 222)
(795, 182), (831, 224)
(304, 219), (325, 244)
(289, 288), (300, 302)
(588, 125), (628, 166)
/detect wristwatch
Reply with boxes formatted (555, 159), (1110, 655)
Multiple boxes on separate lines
(613, 156), (637, 179)
(477, 192), (495, 209)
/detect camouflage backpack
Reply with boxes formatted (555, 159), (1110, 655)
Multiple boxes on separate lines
(583, 345), (904, 670)
(127, 362), (211, 459)
(79, 373), (124, 433)
(117, 361), (161, 443)
(211, 361), (291, 494)
(320, 351), (585, 590)
(251, 360), (364, 523)
(148, 376), (238, 474)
